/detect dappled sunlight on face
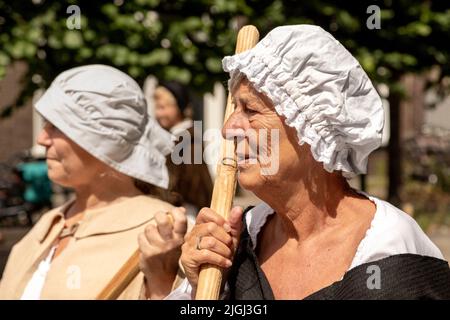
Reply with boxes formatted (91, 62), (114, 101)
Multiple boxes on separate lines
(37, 120), (111, 189)
(222, 78), (307, 195)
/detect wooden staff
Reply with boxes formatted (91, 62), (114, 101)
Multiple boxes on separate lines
(97, 26), (259, 300)
(96, 249), (141, 300)
(195, 25), (259, 300)
(96, 214), (173, 300)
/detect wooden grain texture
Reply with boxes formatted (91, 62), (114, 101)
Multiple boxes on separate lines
(195, 25), (260, 300)
(96, 249), (141, 300)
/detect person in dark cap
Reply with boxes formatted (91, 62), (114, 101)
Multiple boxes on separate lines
(154, 81), (213, 222)
(154, 81), (191, 132)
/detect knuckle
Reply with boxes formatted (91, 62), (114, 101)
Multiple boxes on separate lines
(205, 237), (215, 249)
(144, 227), (155, 239)
(174, 207), (187, 217)
(158, 218), (170, 227)
(206, 222), (217, 234)
(179, 215), (188, 225)
(144, 223), (155, 232)
(198, 207), (210, 220)
(226, 236), (234, 247)
(200, 249), (210, 259)
(219, 257), (227, 266)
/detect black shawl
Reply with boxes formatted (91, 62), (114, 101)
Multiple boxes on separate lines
(227, 211), (450, 300)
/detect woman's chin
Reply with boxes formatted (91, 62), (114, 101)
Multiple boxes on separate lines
(237, 164), (263, 191)
(47, 171), (71, 188)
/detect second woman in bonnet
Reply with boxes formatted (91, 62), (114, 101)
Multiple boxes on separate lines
(0, 65), (187, 299)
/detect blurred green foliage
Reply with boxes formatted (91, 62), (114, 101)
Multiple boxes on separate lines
(0, 0), (449, 115)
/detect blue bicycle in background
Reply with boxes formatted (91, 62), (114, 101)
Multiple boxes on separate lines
(0, 151), (52, 226)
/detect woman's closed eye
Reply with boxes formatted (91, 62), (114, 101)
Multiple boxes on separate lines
(243, 104), (259, 116)
(43, 119), (54, 130)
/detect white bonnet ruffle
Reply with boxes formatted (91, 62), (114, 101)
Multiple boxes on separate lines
(35, 64), (175, 189)
(223, 25), (384, 178)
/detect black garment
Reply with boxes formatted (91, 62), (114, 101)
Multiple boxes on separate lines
(227, 210), (450, 300)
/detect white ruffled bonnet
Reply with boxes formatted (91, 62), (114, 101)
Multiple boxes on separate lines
(223, 25), (384, 177)
(35, 64), (175, 189)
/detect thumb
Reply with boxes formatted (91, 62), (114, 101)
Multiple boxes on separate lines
(226, 206), (244, 251)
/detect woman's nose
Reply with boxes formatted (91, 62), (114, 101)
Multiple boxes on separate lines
(222, 110), (248, 140)
(36, 124), (52, 147)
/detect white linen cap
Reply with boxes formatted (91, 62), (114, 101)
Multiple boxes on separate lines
(223, 25), (384, 178)
(35, 64), (175, 189)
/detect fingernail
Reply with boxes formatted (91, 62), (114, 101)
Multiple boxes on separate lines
(225, 260), (232, 267)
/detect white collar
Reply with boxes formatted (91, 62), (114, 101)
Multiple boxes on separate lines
(244, 202), (275, 250)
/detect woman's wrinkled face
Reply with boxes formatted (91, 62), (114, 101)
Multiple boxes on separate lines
(222, 78), (305, 194)
(154, 86), (182, 130)
(37, 121), (110, 189)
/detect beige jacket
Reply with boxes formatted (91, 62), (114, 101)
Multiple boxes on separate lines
(0, 195), (183, 299)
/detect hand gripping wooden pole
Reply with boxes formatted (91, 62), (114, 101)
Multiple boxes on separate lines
(195, 25), (259, 300)
(96, 214), (174, 300)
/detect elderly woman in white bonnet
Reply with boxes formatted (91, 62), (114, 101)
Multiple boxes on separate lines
(0, 65), (187, 299)
(176, 25), (450, 300)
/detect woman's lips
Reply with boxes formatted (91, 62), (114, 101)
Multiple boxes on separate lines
(237, 154), (257, 166)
